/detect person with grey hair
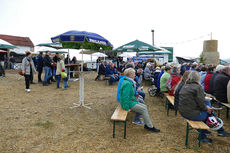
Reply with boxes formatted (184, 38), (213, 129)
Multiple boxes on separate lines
(143, 62), (152, 79)
(213, 66), (230, 103)
(120, 68), (160, 132)
(209, 65), (224, 94)
(22, 52), (37, 92)
(179, 71), (230, 143)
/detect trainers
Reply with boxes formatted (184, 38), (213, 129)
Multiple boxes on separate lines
(199, 137), (212, 143)
(25, 89), (31, 93)
(144, 125), (160, 132)
(132, 120), (145, 125)
(218, 131), (230, 137)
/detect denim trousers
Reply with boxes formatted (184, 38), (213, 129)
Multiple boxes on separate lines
(63, 77), (68, 88)
(56, 75), (61, 88)
(44, 66), (52, 83)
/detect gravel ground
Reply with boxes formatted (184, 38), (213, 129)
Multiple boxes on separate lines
(0, 70), (230, 153)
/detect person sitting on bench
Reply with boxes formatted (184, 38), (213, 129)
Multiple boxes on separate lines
(105, 62), (119, 85)
(120, 68), (160, 132)
(179, 71), (230, 143)
(95, 61), (107, 81)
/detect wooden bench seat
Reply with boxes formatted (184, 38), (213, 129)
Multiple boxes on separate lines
(185, 120), (209, 147)
(164, 93), (177, 116)
(213, 97), (230, 119)
(111, 105), (128, 139)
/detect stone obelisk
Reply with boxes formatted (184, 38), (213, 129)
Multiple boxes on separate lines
(202, 40), (219, 65)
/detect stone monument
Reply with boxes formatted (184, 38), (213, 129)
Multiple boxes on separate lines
(201, 40), (219, 65)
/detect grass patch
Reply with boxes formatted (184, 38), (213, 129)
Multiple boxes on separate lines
(35, 121), (53, 129)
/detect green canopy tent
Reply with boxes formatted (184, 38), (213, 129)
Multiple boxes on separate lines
(36, 42), (63, 49)
(38, 50), (68, 54)
(114, 39), (161, 52)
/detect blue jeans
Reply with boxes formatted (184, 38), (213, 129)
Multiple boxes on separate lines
(138, 89), (146, 100)
(107, 74), (119, 85)
(63, 77), (68, 88)
(44, 66), (52, 83)
(56, 75), (61, 88)
(10, 62), (14, 69)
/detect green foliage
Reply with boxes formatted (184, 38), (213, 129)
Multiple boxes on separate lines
(35, 121), (53, 129)
(199, 52), (206, 63)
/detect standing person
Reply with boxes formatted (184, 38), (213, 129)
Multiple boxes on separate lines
(43, 51), (52, 86)
(72, 56), (77, 64)
(64, 55), (70, 64)
(120, 68), (160, 132)
(0, 61), (5, 77)
(30, 55), (37, 84)
(21, 52), (36, 92)
(36, 52), (43, 83)
(9, 56), (15, 69)
(56, 55), (65, 88)
(51, 53), (59, 82)
(3, 55), (8, 69)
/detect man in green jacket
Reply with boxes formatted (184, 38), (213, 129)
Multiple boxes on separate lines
(160, 66), (171, 92)
(120, 68), (160, 132)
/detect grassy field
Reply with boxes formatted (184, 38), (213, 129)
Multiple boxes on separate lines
(0, 70), (230, 153)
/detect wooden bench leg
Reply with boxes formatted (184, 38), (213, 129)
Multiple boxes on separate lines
(198, 130), (202, 147)
(167, 99), (170, 116)
(226, 107), (229, 119)
(124, 121), (127, 139)
(185, 122), (189, 147)
(113, 121), (116, 138)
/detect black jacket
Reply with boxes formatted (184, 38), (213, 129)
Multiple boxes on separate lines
(98, 64), (106, 75)
(43, 55), (52, 67)
(179, 82), (207, 117)
(213, 72), (230, 103)
(174, 81), (184, 110)
(209, 72), (219, 95)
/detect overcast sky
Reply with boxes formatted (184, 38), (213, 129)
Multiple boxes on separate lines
(0, 0), (229, 59)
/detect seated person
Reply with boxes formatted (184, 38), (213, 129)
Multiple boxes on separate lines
(105, 62), (119, 85)
(179, 71), (230, 143)
(167, 66), (181, 96)
(135, 68), (145, 100)
(174, 71), (190, 110)
(204, 66), (214, 93)
(153, 67), (161, 86)
(160, 66), (171, 93)
(209, 65), (224, 95)
(144, 63), (153, 79)
(95, 61), (107, 81)
(156, 66), (165, 92)
(213, 66), (230, 103)
(120, 68), (160, 132)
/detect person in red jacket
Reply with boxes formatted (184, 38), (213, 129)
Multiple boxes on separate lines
(204, 66), (214, 93)
(167, 66), (181, 96)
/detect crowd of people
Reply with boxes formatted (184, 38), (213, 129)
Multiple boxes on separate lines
(95, 59), (230, 142)
(21, 51), (74, 92)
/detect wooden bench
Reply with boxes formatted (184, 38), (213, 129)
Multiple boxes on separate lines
(185, 120), (209, 147)
(213, 97), (230, 119)
(164, 93), (177, 116)
(104, 77), (111, 85)
(111, 104), (128, 139)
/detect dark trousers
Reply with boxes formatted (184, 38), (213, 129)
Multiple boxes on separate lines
(24, 75), (31, 89)
(30, 73), (34, 83)
(37, 68), (43, 82)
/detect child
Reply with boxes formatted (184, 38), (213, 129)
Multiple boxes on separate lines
(61, 68), (69, 89)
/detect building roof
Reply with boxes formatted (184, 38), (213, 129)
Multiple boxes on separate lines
(0, 34), (34, 47)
